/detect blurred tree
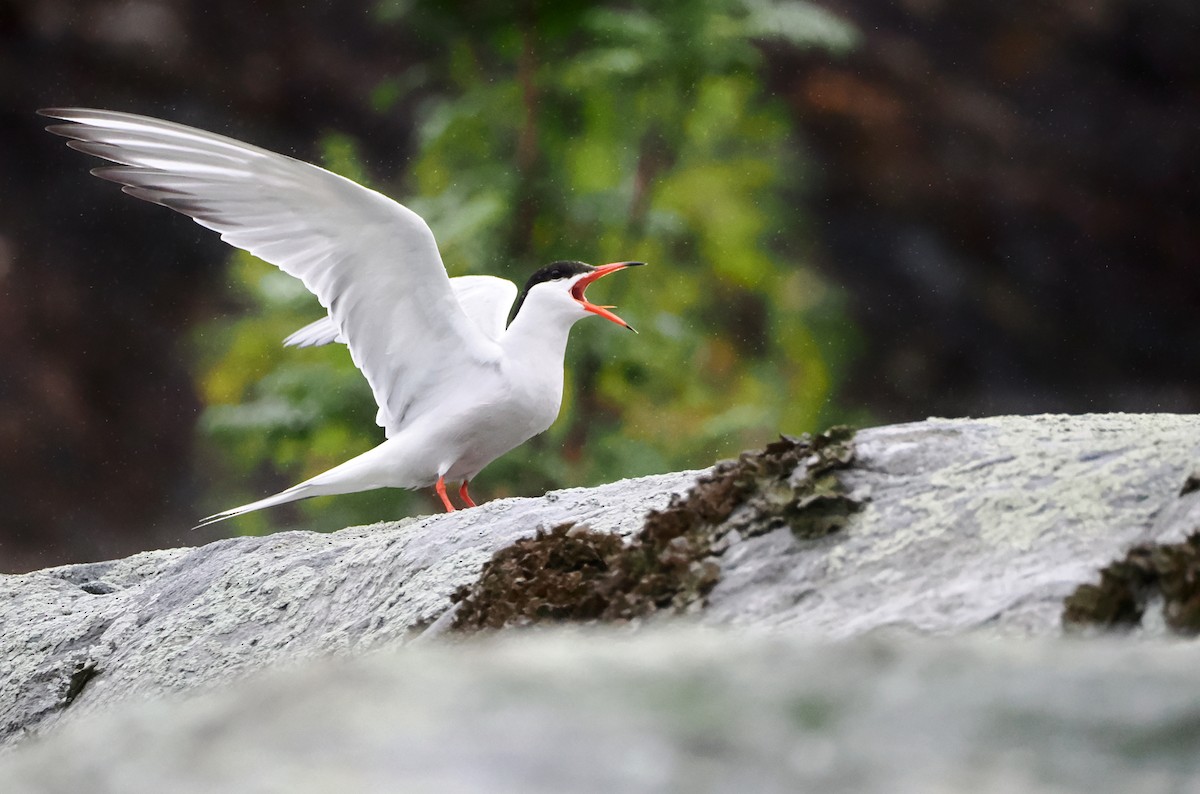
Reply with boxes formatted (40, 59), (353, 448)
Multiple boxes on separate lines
(770, 0), (1200, 419)
(4, 0), (1195, 570)
(194, 0), (861, 531)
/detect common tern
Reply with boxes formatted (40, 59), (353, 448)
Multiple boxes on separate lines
(40, 108), (644, 524)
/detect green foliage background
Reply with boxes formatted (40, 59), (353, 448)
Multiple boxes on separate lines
(193, 0), (865, 533)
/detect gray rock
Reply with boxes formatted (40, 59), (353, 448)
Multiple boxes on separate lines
(1, 412), (1198, 769)
(1, 629), (1198, 793)
(706, 413), (1200, 635)
(0, 471), (703, 746)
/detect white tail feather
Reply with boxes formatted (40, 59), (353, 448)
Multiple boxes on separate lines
(194, 482), (320, 528)
(195, 437), (414, 528)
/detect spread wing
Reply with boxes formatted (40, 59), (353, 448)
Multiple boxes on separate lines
(445, 276), (519, 341)
(41, 107), (502, 437)
(284, 275), (517, 348)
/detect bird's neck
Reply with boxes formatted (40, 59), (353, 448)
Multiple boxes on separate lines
(501, 304), (577, 368)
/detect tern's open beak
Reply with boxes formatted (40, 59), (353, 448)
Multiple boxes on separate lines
(571, 261), (645, 332)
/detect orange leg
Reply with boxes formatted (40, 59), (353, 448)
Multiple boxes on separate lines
(459, 481), (477, 508)
(434, 475), (456, 512)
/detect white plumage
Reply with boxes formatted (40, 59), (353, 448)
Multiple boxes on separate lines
(283, 275), (516, 349)
(41, 108), (643, 524)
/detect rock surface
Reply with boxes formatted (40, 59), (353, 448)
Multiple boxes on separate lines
(0, 470), (703, 746)
(3, 629), (1200, 793)
(2, 413), (1199, 787)
(707, 413), (1200, 635)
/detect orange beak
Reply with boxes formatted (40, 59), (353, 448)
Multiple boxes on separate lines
(571, 261), (645, 332)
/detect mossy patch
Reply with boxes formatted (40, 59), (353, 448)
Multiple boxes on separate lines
(62, 661), (98, 708)
(724, 424), (861, 541)
(1181, 470), (1200, 497)
(1063, 531), (1200, 634)
(451, 426), (861, 632)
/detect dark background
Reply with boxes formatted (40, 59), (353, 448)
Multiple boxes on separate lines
(1, 0), (1196, 572)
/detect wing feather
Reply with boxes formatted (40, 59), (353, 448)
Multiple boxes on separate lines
(284, 275), (516, 349)
(42, 107), (501, 436)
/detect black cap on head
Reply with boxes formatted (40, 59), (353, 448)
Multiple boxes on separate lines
(508, 260), (595, 325)
(523, 260), (594, 289)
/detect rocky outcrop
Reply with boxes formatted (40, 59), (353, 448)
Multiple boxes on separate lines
(0, 470), (702, 746)
(1, 413), (1198, 787)
(708, 413), (1200, 635)
(5, 629), (1200, 793)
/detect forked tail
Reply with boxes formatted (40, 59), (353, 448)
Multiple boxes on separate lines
(193, 467), (382, 528)
(194, 482), (324, 529)
(195, 437), (411, 528)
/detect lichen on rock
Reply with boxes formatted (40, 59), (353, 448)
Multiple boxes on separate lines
(1063, 531), (1200, 635)
(722, 424), (861, 541)
(447, 520), (721, 631)
(451, 426), (861, 632)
